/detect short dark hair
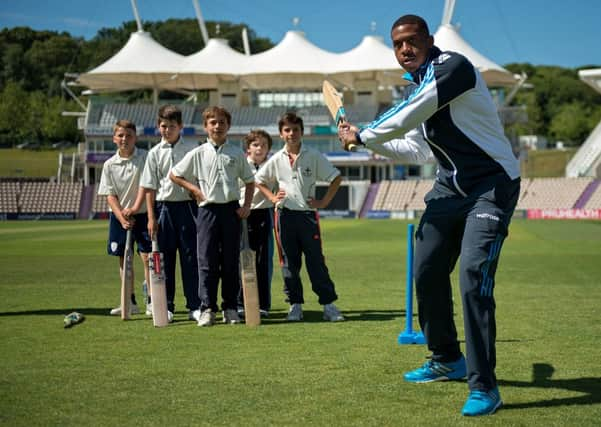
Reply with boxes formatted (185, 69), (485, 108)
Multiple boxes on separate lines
(390, 14), (430, 36)
(278, 112), (304, 133)
(157, 104), (182, 125)
(202, 106), (232, 127)
(243, 129), (273, 151)
(113, 119), (136, 134)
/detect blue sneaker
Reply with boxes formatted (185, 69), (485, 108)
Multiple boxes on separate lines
(403, 355), (467, 383)
(461, 387), (503, 416)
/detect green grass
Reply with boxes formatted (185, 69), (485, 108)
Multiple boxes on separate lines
(1, 219), (600, 426)
(521, 148), (577, 177)
(0, 148), (74, 178)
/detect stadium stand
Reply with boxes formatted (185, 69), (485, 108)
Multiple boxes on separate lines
(516, 177), (593, 210)
(371, 179), (433, 212)
(405, 179), (434, 211)
(584, 181), (601, 209)
(368, 178), (601, 214)
(0, 182), (19, 213)
(91, 184), (109, 216)
(19, 182), (82, 214)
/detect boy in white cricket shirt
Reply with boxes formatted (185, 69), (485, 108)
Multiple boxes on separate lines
(98, 120), (151, 316)
(255, 112), (344, 322)
(138, 105), (201, 322)
(237, 129), (274, 318)
(170, 106), (255, 327)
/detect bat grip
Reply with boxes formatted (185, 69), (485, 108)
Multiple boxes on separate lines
(241, 219), (250, 249)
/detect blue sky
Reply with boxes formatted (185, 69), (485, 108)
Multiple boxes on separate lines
(1, 0), (600, 68)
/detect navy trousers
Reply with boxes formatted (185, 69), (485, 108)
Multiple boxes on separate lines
(414, 177), (519, 391)
(155, 201), (200, 312)
(274, 209), (338, 305)
(196, 201), (241, 312)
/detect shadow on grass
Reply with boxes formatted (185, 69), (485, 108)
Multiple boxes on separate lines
(0, 308), (114, 317)
(500, 363), (601, 409)
(258, 308), (403, 324)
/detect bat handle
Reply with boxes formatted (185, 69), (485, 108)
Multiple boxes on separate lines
(241, 219), (250, 248)
(151, 237), (159, 253)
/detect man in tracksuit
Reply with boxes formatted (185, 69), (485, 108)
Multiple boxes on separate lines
(339, 15), (520, 416)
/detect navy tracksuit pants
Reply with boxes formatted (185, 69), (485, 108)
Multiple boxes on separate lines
(196, 201), (241, 312)
(274, 208), (338, 305)
(155, 200), (200, 312)
(414, 177), (519, 392)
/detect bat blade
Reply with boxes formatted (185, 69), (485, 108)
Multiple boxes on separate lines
(149, 238), (169, 327)
(240, 220), (260, 327)
(120, 229), (134, 320)
(322, 80), (359, 152)
(322, 80), (346, 125)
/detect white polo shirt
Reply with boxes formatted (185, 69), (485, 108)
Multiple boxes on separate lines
(240, 157), (274, 210)
(140, 137), (197, 202)
(98, 147), (148, 213)
(171, 140), (254, 207)
(255, 144), (340, 211)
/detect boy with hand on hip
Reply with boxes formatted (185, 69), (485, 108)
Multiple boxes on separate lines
(170, 106), (255, 327)
(98, 120), (151, 316)
(255, 112), (344, 322)
(138, 105), (201, 323)
(237, 129), (275, 319)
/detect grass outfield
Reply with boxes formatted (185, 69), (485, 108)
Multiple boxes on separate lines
(1, 219), (600, 426)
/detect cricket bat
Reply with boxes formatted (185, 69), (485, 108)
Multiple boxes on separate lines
(322, 80), (363, 152)
(120, 229), (134, 320)
(149, 236), (169, 327)
(240, 219), (260, 327)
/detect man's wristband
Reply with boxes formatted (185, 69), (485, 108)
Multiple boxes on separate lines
(355, 132), (364, 146)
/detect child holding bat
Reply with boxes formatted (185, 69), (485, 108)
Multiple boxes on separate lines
(170, 106), (255, 327)
(255, 112), (344, 322)
(138, 105), (201, 323)
(98, 120), (151, 316)
(237, 129), (275, 318)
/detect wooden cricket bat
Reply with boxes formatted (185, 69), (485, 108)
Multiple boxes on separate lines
(120, 229), (134, 320)
(149, 236), (169, 327)
(322, 80), (363, 152)
(240, 219), (260, 327)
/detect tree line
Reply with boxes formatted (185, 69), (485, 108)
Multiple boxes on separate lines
(0, 19), (599, 148)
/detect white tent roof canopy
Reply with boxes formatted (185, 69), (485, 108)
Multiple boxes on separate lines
(78, 24), (519, 92)
(240, 31), (341, 89)
(433, 24), (517, 87)
(329, 35), (407, 88)
(176, 38), (249, 89)
(78, 31), (184, 92)
(579, 68), (601, 94)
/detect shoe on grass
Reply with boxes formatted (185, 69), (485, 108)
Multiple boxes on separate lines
(197, 309), (215, 327)
(145, 302), (152, 316)
(403, 355), (466, 383)
(110, 304), (139, 316)
(462, 387), (502, 416)
(286, 303), (303, 321)
(222, 308), (241, 324)
(323, 303), (344, 322)
(167, 310), (174, 323)
(188, 309), (201, 322)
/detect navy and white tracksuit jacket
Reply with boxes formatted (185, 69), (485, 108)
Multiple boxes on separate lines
(360, 46), (521, 392)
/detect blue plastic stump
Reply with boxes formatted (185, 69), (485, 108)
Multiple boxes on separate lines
(398, 223), (426, 345)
